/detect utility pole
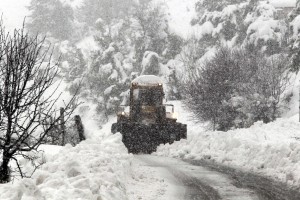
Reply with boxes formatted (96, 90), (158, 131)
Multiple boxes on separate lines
(60, 108), (66, 145)
(75, 115), (85, 141)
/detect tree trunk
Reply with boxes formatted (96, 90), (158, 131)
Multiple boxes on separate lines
(0, 152), (11, 183)
(74, 115), (85, 142)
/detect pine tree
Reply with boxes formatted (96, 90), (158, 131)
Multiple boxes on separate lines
(79, 0), (134, 26)
(192, 0), (288, 54)
(289, 1), (300, 71)
(195, 0), (242, 12)
(131, 2), (169, 64)
(27, 0), (74, 41)
(81, 18), (134, 120)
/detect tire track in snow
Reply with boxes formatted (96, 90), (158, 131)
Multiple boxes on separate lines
(187, 159), (300, 200)
(169, 168), (221, 200)
(135, 155), (259, 200)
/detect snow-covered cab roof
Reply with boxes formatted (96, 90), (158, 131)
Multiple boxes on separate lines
(131, 75), (163, 86)
(268, 0), (296, 8)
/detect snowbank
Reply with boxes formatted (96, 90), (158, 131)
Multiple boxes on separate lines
(0, 103), (131, 200)
(155, 102), (300, 187)
(0, 133), (131, 200)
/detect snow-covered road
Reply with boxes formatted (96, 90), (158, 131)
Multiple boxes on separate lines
(128, 155), (263, 200)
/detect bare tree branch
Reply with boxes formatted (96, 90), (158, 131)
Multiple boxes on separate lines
(0, 21), (78, 183)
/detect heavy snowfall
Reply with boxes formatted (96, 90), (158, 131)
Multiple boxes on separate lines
(0, 0), (300, 199)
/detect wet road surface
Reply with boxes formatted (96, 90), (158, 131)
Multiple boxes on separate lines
(186, 159), (300, 200)
(137, 155), (258, 200)
(135, 155), (300, 200)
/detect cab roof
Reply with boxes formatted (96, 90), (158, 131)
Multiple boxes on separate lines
(131, 75), (163, 86)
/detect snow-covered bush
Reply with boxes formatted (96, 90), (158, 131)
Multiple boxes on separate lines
(182, 46), (241, 131)
(182, 45), (292, 130)
(235, 51), (292, 125)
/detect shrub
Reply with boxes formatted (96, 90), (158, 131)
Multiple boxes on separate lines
(182, 45), (291, 131)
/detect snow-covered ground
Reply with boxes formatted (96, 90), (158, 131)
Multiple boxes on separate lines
(127, 156), (184, 200)
(0, 119), (131, 200)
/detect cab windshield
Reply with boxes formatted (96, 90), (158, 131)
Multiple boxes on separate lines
(133, 88), (162, 106)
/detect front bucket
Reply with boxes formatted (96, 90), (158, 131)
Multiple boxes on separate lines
(112, 122), (187, 154)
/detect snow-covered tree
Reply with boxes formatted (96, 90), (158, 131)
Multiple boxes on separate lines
(131, 1), (170, 64)
(192, 0), (288, 54)
(27, 0), (75, 41)
(77, 18), (134, 120)
(79, 0), (134, 26)
(194, 0), (242, 12)
(289, 1), (300, 71)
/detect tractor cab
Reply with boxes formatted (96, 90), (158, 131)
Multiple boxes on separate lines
(130, 78), (165, 124)
(112, 75), (187, 153)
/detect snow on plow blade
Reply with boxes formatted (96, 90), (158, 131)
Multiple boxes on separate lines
(111, 122), (187, 154)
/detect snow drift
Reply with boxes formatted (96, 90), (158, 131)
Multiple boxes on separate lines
(0, 119), (131, 200)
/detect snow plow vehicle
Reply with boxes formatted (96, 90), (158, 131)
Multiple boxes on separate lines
(111, 75), (187, 153)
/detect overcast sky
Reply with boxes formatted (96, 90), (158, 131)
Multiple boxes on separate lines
(0, 0), (31, 33)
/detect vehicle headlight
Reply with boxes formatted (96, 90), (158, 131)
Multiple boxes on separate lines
(171, 112), (178, 119)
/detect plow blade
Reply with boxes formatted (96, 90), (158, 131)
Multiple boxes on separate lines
(111, 122), (187, 154)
